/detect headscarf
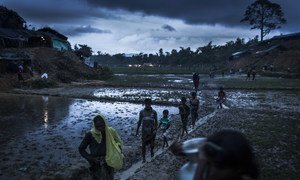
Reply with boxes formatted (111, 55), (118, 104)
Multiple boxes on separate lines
(91, 114), (124, 169)
(90, 125), (103, 144)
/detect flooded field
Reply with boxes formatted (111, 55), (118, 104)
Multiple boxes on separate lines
(94, 88), (193, 103)
(226, 90), (300, 112)
(0, 93), (179, 179)
(0, 74), (299, 179)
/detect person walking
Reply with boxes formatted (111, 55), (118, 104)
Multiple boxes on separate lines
(216, 87), (226, 109)
(79, 115), (123, 180)
(192, 73), (200, 93)
(190, 92), (199, 129)
(136, 98), (158, 163)
(158, 109), (171, 148)
(179, 97), (190, 137)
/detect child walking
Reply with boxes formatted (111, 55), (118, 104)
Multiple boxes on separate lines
(217, 87), (226, 109)
(158, 109), (171, 148)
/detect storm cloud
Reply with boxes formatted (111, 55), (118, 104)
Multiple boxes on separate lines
(85, 0), (300, 31)
(2, 0), (118, 24)
(162, 24), (176, 32)
(1, 0), (298, 54)
(63, 25), (111, 36)
(2, 0), (299, 32)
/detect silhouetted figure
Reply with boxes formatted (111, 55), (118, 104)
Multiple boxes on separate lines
(18, 64), (23, 73)
(170, 129), (259, 180)
(136, 98), (158, 163)
(179, 97), (190, 137)
(252, 69), (256, 80)
(192, 73), (200, 92)
(246, 70), (251, 80)
(216, 87), (226, 109)
(190, 92), (199, 129)
(209, 71), (214, 78)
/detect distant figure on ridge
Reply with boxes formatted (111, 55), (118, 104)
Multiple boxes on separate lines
(246, 69), (251, 80)
(192, 73), (200, 93)
(136, 98), (158, 163)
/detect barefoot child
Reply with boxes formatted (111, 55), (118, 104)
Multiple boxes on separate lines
(158, 109), (171, 148)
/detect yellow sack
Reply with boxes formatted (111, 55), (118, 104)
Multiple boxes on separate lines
(105, 127), (124, 170)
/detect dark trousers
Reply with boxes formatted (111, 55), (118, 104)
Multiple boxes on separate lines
(142, 136), (155, 161)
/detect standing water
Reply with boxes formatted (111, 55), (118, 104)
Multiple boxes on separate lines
(0, 93), (178, 179)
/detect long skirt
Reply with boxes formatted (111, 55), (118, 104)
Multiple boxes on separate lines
(90, 163), (114, 180)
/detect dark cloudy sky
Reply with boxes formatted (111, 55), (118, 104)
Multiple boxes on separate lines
(1, 0), (299, 54)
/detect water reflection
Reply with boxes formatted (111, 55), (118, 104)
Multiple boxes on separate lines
(226, 90), (299, 111)
(93, 87), (191, 102)
(42, 96), (49, 128)
(0, 93), (71, 144)
(63, 99), (179, 140)
(0, 93), (179, 146)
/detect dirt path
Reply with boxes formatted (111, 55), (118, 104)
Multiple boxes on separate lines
(128, 107), (299, 180)
(116, 111), (217, 180)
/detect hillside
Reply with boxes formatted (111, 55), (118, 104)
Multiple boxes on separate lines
(0, 47), (112, 90)
(229, 34), (300, 76)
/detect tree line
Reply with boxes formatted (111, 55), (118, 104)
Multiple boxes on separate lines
(91, 37), (259, 67)
(76, 0), (286, 68)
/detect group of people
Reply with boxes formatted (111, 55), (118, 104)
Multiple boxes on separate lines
(178, 91), (200, 138)
(78, 73), (258, 180)
(134, 94), (200, 163)
(246, 68), (257, 80)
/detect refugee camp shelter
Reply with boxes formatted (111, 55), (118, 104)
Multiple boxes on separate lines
(37, 27), (71, 51)
(0, 6), (71, 50)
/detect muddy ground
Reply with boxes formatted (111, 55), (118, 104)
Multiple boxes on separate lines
(0, 74), (299, 179)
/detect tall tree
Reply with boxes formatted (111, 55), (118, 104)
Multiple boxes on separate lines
(241, 0), (286, 41)
(113, 53), (126, 65)
(75, 44), (93, 60)
(159, 48), (164, 57)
